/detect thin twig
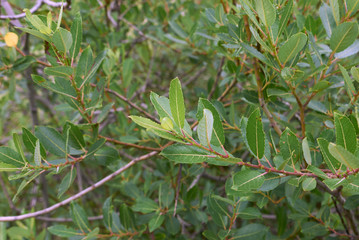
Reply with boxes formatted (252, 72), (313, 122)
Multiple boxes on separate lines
(0, 151), (159, 222)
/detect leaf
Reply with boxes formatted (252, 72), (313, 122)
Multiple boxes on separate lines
(147, 128), (185, 143)
(35, 126), (67, 157)
(122, 58), (134, 88)
(239, 0), (265, 35)
(75, 46), (93, 87)
(347, 0), (359, 16)
(344, 195), (359, 210)
(169, 77), (185, 128)
(129, 116), (165, 132)
(32, 74), (77, 99)
(34, 140), (41, 166)
(161, 144), (214, 164)
(16, 27), (51, 42)
(329, 0), (340, 25)
(103, 197), (113, 231)
(329, 143), (359, 169)
(119, 204), (135, 230)
(169, 20), (187, 38)
(323, 178), (347, 191)
(12, 133), (27, 164)
(339, 64), (355, 99)
(150, 92), (192, 137)
(0, 147), (25, 168)
(302, 177), (317, 191)
(70, 202), (91, 233)
(149, 214), (165, 232)
(0, 162), (18, 171)
(24, 9), (51, 35)
(302, 137), (312, 165)
(79, 50), (107, 89)
(44, 66), (73, 79)
(58, 166), (77, 198)
(255, 0), (276, 27)
(22, 127), (46, 159)
(12, 56), (36, 71)
(52, 27), (73, 53)
(277, 0), (293, 38)
(86, 139), (106, 157)
(197, 98), (225, 146)
(132, 197), (158, 214)
(240, 42), (275, 68)
(69, 12), (82, 61)
(232, 170), (266, 191)
(319, 3), (336, 37)
(279, 128), (300, 170)
(207, 193), (229, 228)
(334, 112), (357, 153)
(246, 108), (265, 159)
(232, 224), (268, 239)
(48, 225), (80, 237)
(317, 138), (341, 173)
(13, 171), (42, 202)
(330, 22), (359, 53)
(198, 109), (214, 147)
(278, 32), (307, 65)
(238, 207), (262, 220)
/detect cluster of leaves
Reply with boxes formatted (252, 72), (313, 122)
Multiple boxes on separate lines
(0, 0), (359, 239)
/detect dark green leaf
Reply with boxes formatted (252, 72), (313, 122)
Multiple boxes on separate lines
(232, 170), (266, 191)
(255, 0), (276, 27)
(334, 112), (357, 153)
(48, 225), (81, 237)
(246, 108), (265, 159)
(35, 126), (67, 157)
(52, 27), (73, 53)
(0, 147), (25, 168)
(79, 50), (107, 89)
(330, 22), (358, 53)
(317, 138), (341, 173)
(149, 214), (165, 232)
(70, 202), (91, 233)
(69, 12), (82, 61)
(58, 166), (77, 198)
(161, 144), (214, 164)
(278, 32), (307, 65)
(329, 143), (359, 169)
(169, 77), (185, 128)
(279, 128), (300, 170)
(44, 66), (73, 79)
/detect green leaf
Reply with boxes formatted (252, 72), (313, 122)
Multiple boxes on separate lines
(334, 112), (357, 153)
(307, 165), (328, 179)
(0, 147), (25, 168)
(132, 197), (158, 214)
(86, 139), (106, 157)
(34, 140), (41, 166)
(232, 223), (268, 239)
(69, 12), (82, 61)
(150, 92), (192, 137)
(44, 66), (73, 79)
(277, 0), (293, 39)
(122, 58), (134, 88)
(24, 9), (51, 34)
(317, 138), (341, 173)
(347, 0), (359, 16)
(319, 3), (336, 37)
(279, 128), (300, 170)
(32, 74), (77, 99)
(198, 109), (214, 147)
(47, 11), (52, 29)
(35, 126), (67, 157)
(119, 204), (135, 230)
(323, 178), (346, 191)
(63, 122), (86, 151)
(13, 171), (42, 202)
(0, 162), (18, 171)
(239, 0), (265, 35)
(12, 133), (27, 164)
(238, 207), (262, 220)
(75, 46), (93, 86)
(329, 0), (340, 25)
(48, 225), (81, 237)
(169, 20), (187, 38)
(207, 193), (229, 228)
(330, 22), (359, 53)
(79, 50), (107, 89)
(197, 98), (225, 146)
(302, 137), (312, 165)
(70, 202), (91, 233)
(147, 128), (185, 143)
(161, 144), (214, 164)
(129, 116), (165, 132)
(241, 42), (275, 68)
(169, 77), (185, 128)
(58, 166), (77, 198)
(232, 170), (266, 191)
(278, 32), (307, 65)
(12, 56), (36, 71)
(149, 214), (165, 232)
(22, 127), (46, 159)
(246, 108), (265, 159)
(52, 27), (73, 53)
(16, 27), (51, 42)
(302, 177), (317, 191)
(344, 195), (359, 210)
(339, 64), (355, 99)
(103, 197), (113, 231)
(255, 0), (276, 27)
(329, 143), (359, 169)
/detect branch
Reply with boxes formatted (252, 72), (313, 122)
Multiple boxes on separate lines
(0, 151), (159, 222)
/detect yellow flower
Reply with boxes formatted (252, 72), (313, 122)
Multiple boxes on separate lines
(4, 32), (19, 47)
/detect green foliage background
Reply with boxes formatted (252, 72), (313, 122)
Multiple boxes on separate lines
(0, 0), (359, 239)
